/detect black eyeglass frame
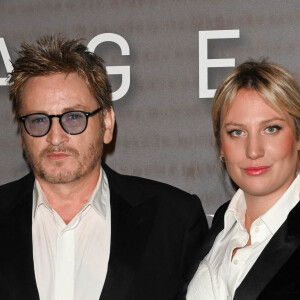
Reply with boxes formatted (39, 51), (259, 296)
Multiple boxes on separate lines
(18, 107), (102, 137)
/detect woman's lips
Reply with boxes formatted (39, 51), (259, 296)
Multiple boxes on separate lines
(243, 166), (270, 176)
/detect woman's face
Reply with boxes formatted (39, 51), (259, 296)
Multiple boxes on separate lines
(220, 88), (300, 202)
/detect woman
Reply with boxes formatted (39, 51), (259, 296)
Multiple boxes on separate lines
(187, 61), (300, 299)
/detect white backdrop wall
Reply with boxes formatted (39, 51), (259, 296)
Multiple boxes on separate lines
(0, 0), (300, 223)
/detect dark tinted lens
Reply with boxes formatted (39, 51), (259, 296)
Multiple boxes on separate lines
(61, 111), (87, 134)
(25, 114), (50, 136)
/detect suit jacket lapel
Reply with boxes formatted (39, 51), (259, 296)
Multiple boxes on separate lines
(199, 203), (227, 259)
(100, 191), (136, 299)
(234, 201), (300, 300)
(100, 164), (155, 300)
(186, 202), (228, 284)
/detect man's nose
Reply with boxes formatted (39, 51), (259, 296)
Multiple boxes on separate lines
(46, 118), (69, 146)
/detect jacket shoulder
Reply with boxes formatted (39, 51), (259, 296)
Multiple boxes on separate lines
(103, 163), (200, 207)
(0, 173), (34, 210)
(102, 165), (204, 214)
(125, 173), (195, 198)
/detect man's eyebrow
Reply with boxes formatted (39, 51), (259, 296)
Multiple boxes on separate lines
(21, 105), (89, 115)
(61, 105), (86, 113)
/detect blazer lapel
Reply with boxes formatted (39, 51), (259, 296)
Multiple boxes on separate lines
(100, 191), (135, 299)
(199, 203), (227, 259)
(187, 203), (227, 284)
(234, 202), (300, 300)
(100, 167), (155, 300)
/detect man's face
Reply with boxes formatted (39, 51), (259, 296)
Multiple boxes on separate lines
(20, 72), (114, 184)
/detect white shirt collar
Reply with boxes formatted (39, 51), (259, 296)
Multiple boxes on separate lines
(223, 174), (300, 236)
(223, 189), (247, 236)
(32, 167), (109, 221)
(261, 174), (300, 234)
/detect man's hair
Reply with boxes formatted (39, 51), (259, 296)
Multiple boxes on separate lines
(9, 35), (112, 121)
(212, 60), (300, 147)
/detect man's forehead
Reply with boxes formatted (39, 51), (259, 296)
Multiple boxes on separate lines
(23, 72), (85, 86)
(20, 73), (97, 113)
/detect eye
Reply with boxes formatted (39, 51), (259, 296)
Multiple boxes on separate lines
(32, 118), (46, 124)
(28, 115), (48, 124)
(227, 129), (245, 137)
(64, 112), (85, 122)
(68, 113), (82, 120)
(265, 125), (282, 134)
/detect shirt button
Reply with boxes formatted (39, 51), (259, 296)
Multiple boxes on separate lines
(233, 259), (239, 265)
(227, 295), (231, 300)
(254, 227), (259, 233)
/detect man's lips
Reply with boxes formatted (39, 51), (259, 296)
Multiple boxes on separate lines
(46, 152), (70, 160)
(243, 166), (270, 176)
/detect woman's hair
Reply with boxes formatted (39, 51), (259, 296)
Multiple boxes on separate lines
(9, 35), (112, 121)
(212, 60), (300, 168)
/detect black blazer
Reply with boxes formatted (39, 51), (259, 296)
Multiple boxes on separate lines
(0, 164), (208, 300)
(196, 201), (300, 300)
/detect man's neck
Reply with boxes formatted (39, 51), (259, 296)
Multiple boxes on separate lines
(35, 166), (101, 224)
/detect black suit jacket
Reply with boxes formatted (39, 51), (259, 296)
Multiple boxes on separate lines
(0, 164), (208, 300)
(196, 201), (300, 300)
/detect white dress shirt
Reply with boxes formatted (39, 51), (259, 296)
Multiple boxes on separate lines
(32, 167), (111, 300)
(187, 174), (300, 300)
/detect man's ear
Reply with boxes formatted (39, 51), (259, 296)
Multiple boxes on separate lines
(19, 123), (25, 148)
(103, 108), (115, 144)
(19, 127), (24, 148)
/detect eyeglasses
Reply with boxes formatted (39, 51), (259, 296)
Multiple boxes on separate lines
(18, 107), (102, 137)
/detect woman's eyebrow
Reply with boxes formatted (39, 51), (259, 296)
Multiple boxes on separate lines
(223, 118), (285, 127)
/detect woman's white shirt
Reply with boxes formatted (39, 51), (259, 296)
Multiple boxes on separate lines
(187, 174), (300, 300)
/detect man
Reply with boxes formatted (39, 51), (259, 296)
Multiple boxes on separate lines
(0, 35), (208, 300)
